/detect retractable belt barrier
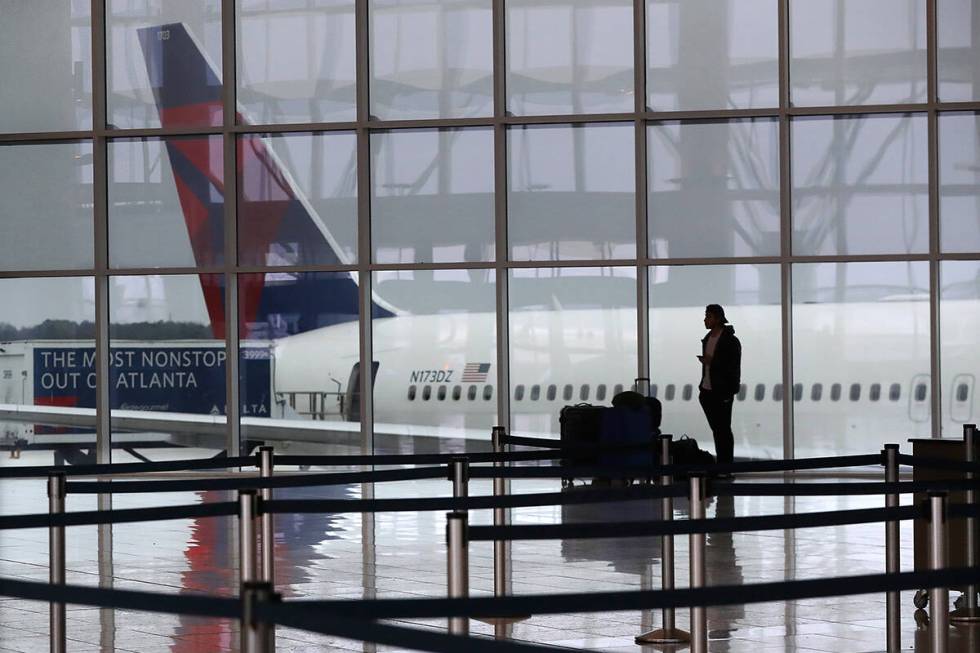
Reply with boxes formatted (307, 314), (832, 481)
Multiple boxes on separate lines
(265, 565), (980, 619)
(1, 443), (974, 483)
(0, 502), (237, 530)
(468, 504), (925, 541)
(2, 483), (976, 530)
(65, 465), (448, 494)
(0, 455), (254, 478)
(265, 483), (687, 515)
(4, 565), (980, 653)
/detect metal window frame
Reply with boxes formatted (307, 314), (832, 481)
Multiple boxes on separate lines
(0, 0), (976, 460)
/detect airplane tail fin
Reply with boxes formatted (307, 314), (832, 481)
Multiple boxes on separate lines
(136, 23), (394, 339)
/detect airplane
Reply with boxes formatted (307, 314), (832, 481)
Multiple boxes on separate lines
(0, 23), (975, 464)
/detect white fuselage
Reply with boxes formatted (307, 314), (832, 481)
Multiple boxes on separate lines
(272, 300), (975, 458)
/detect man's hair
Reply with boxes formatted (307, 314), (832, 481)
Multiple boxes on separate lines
(705, 304), (728, 323)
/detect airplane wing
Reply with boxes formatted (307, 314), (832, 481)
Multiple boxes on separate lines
(0, 403), (512, 448)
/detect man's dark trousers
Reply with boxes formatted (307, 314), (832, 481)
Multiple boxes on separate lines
(699, 389), (734, 464)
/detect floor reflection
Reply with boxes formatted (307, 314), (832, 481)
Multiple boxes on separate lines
(559, 488), (745, 647)
(173, 485), (354, 653)
(1, 471), (975, 652)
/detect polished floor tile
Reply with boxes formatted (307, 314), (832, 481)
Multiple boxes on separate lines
(0, 449), (976, 651)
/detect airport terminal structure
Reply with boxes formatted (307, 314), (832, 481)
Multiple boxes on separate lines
(1, 1), (980, 651)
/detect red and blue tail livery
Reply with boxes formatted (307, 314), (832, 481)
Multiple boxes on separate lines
(136, 23), (391, 340)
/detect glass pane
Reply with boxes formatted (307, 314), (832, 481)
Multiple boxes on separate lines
(939, 112), (980, 253)
(0, 141), (93, 270)
(239, 131), (358, 267)
(109, 136), (224, 268)
(938, 0), (980, 102)
(650, 265), (782, 459)
(507, 0), (633, 115)
(371, 128), (494, 263)
(241, 271), (362, 452)
(941, 261), (980, 436)
(792, 114), (928, 256)
(793, 262), (931, 456)
(238, 0), (356, 124)
(108, 1), (223, 129)
(789, 0), (927, 106)
(370, 0), (493, 119)
(648, 119), (779, 259)
(509, 123), (635, 261)
(109, 275), (226, 458)
(0, 1), (92, 132)
(0, 277), (95, 467)
(370, 270), (496, 451)
(510, 267), (637, 437)
(646, 0), (778, 111)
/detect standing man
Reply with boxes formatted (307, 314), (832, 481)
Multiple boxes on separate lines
(697, 304), (741, 467)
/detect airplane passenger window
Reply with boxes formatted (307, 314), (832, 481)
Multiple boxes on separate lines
(408, 385), (417, 401)
(547, 384), (557, 401)
(650, 384), (659, 399)
(665, 384), (675, 401)
(530, 385), (540, 400)
(957, 383), (969, 402)
(869, 383), (881, 401)
(773, 384), (783, 401)
(514, 384), (525, 401)
(422, 385), (432, 401)
(793, 383), (802, 401)
(614, 384), (624, 395)
(915, 383), (927, 402)
(563, 384), (573, 401)
(580, 385), (589, 401)
(889, 383), (901, 401)
(437, 385), (447, 401)
(849, 383), (861, 401)
(484, 385), (493, 400)
(754, 384), (765, 401)
(467, 385), (477, 400)
(830, 383), (842, 401)
(811, 383), (823, 401)
(737, 384), (746, 401)
(682, 384), (693, 401)
(452, 385), (462, 401)
(596, 384), (607, 401)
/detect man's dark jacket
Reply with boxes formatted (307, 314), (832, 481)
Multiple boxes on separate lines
(700, 325), (741, 398)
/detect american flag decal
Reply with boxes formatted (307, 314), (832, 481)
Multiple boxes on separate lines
(461, 363), (491, 382)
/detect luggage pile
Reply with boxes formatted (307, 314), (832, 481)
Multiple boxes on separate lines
(558, 379), (714, 484)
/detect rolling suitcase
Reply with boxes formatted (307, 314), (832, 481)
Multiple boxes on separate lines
(598, 405), (654, 468)
(559, 403), (604, 483)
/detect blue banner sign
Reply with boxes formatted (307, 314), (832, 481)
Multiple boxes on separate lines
(33, 346), (270, 416)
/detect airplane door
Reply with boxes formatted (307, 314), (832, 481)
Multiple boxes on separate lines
(909, 374), (930, 423)
(344, 361), (379, 422)
(951, 374), (975, 423)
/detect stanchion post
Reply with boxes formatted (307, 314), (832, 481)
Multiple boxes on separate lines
(241, 581), (277, 653)
(491, 426), (507, 598)
(239, 490), (258, 585)
(689, 474), (707, 653)
(446, 511), (469, 636)
(929, 492), (949, 653)
(952, 424), (979, 623)
(883, 444), (900, 652)
(636, 434), (689, 645)
(258, 446), (275, 587)
(48, 473), (66, 653)
(451, 457), (469, 500)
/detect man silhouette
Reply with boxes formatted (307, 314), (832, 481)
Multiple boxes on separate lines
(697, 304), (741, 469)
